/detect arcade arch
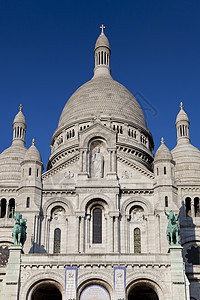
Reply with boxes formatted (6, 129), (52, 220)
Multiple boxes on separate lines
(29, 280), (63, 300)
(127, 279), (163, 300)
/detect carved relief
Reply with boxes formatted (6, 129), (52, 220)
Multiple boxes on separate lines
(64, 171), (74, 180)
(122, 170), (132, 179)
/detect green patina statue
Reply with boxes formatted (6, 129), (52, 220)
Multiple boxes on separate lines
(12, 208), (27, 247)
(164, 209), (180, 246)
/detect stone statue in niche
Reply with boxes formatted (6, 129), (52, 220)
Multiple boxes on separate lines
(93, 147), (104, 178)
(132, 207), (144, 222)
(52, 207), (65, 222)
(132, 210), (144, 222)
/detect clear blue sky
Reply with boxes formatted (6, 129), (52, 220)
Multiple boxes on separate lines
(0, 0), (200, 169)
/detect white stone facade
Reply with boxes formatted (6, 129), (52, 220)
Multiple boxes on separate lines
(0, 27), (199, 300)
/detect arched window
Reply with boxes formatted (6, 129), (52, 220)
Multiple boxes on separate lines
(53, 228), (61, 254)
(29, 168), (31, 176)
(185, 197), (191, 217)
(165, 196), (168, 207)
(92, 208), (102, 244)
(157, 168), (159, 176)
(134, 228), (141, 253)
(8, 199), (15, 218)
(26, 197), (30, 208)
(0, 199), (6, 218)
(194, 197), (200, 217)
(164, 166), (166, 175)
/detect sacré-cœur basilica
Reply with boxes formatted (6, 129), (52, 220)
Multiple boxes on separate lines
(0, 25), (200, 300)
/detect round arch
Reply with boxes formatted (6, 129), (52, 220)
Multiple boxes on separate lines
(80, 127), (116, 149)
(20, 271), (65, 300)
(86, 198), (109, 214)
(126, 271), (167, 300)
(28, 279), (63, 300)
(80, 194), (115, 212)
(43, 197), (74, 217)
(78, 277), (112, 300)
(127, 280), (159, 300)
(121, 196), (153, 216)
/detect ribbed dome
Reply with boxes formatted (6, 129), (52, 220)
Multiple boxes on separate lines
(176, 103), (189, 124)
(13, 104), (27, 126)
(154, 138), (172, 161)
(0, 144), (27, 182)
(58, 76), (147, 130)
(172, 143), (200, 182)
(24, 139), (42, 162)
(95, 33), (110, 50)
(13, 111), (26, 124)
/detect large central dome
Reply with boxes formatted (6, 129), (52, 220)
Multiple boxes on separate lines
(57, 27), (147, 132)
(48, 27), (154, 171)
(58, 75), (147, 129)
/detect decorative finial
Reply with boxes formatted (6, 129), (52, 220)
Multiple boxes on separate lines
(19, 104), (22, 112)
(180, 102), (183, 110)
(100, 24), (105, 34)
(32, 139), (35, 145)
(161, 137), (165, 144)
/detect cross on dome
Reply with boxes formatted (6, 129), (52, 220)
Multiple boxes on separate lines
(32, 138), (35, 145)
(161, 137), (165, 144)
(180, 102), (184, 110)
(19, 104), (23, 112)
(100, 24), (105, 34)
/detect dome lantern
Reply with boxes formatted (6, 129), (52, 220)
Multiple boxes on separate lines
(94, 25), (111, 77)
(175, 102), (190, 145)
(12, 104), (27, 146)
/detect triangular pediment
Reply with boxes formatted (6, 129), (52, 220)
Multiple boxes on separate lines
(42, 153), (79, 183)
(117, 153), (154, 182)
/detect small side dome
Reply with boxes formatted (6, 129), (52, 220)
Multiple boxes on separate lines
(154, 138), (173, 161)
(176, 102), (189, 124)
(24, 139), (42, 162)
(13, 104), (27, 126)
(95, 25), (110, 50)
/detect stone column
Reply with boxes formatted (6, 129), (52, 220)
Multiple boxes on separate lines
(75, 215), (80, 253)
(79, 214), (85, 253)
(86, 214), (91, 251)
(170, 245), (190, 300)
(108, 215), (114, 252)
(156, 214), (161, 253)
(107, 148), (117, 179)
(126, 215), (130, 253)
(78, 148), (88, 179)
(109, 150), (113, 172)
(42, 215), (47, 250)
(46, 217), (50, 253)
(114, 216), (119, 253)
(1, 246), (22, 300)
(191, 201), (195, 218)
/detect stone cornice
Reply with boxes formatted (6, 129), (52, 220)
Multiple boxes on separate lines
(121, 189), (153, 195)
